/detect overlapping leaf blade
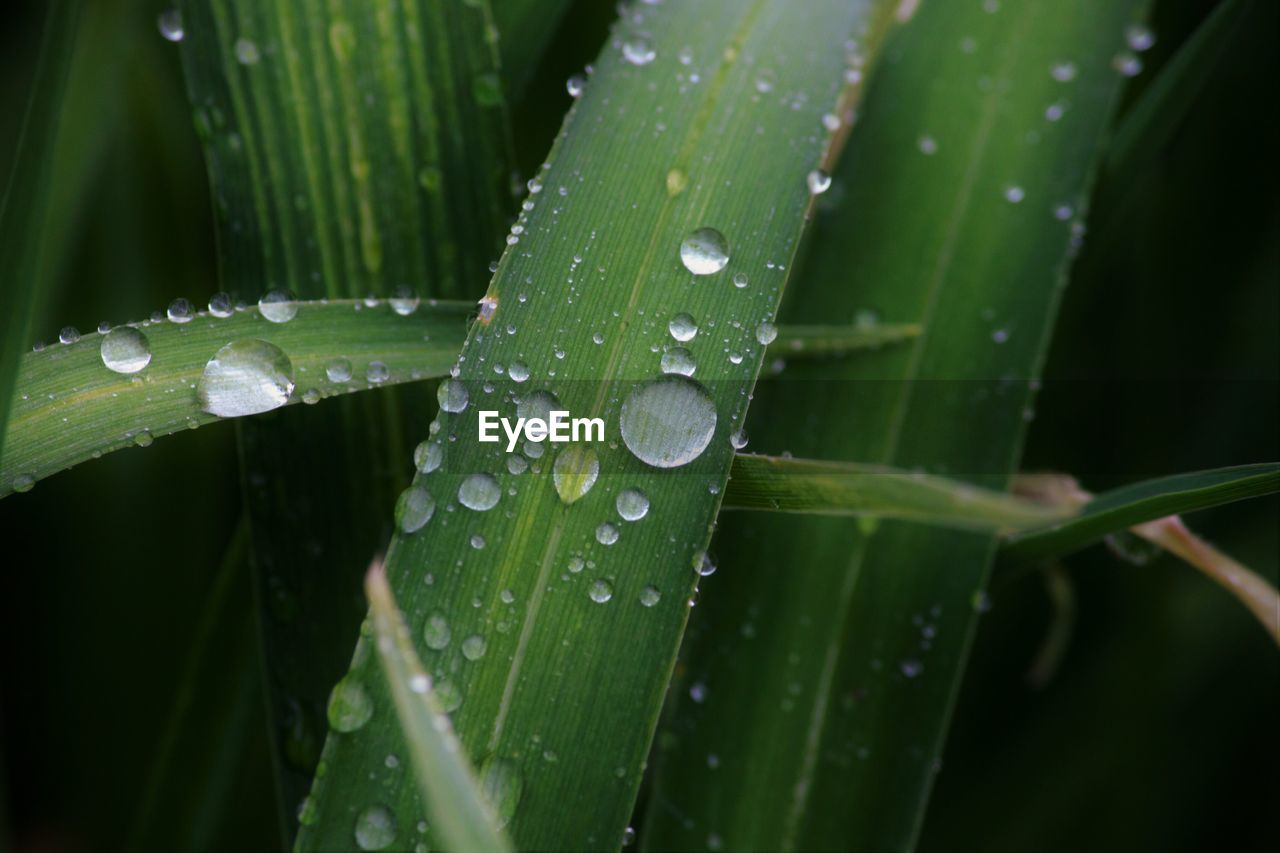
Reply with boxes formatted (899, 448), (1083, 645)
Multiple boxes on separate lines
(643, 2), (1148, 850)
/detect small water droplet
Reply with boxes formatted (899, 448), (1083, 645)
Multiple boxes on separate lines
(423, 613), (451, 650)
(259, 289), (298, 323)
(435, 680), (462, 713)
(167, 298), (194, 323)
(622, 37), (656, 66)
(389, 286), (419, 316)
(479, 756), (523, 830)
(12, 474), (35, 493)
(354, 804), (397, 851)
(729, 428), (748, 450)
(234, 37), (261, 66)
(666, 168), (688, 196)
(1050, 61), (1077, 82)
(1004, 185), (1025, 204)
(732, 272), (748, 289)
(470, 533), (486, 550)
(461, 635), (487, 661)
(639, 585), (661, 607)
(918, 135), (939, 155)
(755, 322), (778, 345)
(458, 473), (501, 511)
(668, 313), (698, 342)
(508, 361), (530, 383)
(156, 8), (184, 42)
(679, 228), (729, 275)
(1124, 24), (1155, 52)
(695, 552), (717, 576)
(596, 522), (619, 546)
(326, 358), (353, 382)
(366, 361), (390, 383)
(59, 326), (80, 345)
(623, 826), (637, 847)
(301, 388), (320, 405)
(620, 377), (717, 468)
(396, 486), (436, 534)
(806, 169), (831, 195)
(438, 379), (470, 413)
(197, 339), (295, 417)
(660, 347), (696, 376)
(328, 677), (373, 732)
(414, 441), (443, 474)
(133, 430), (154, 448)
(589, 578), (614, 603)
(566, 74), (585, 97)
(553, 445), (599, 504)
(1112, 51), (1143, 77)
(901, 659), (923, 678)
(616, 488), (650, 521)
(208, 292), (234, 317)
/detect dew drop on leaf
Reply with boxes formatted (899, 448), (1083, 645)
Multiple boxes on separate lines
(660, 347), (696, 376)
(389, 286), (419, 316)
(354, 804), (397, 851)
(479, 756), (523, 830)
(100, 327), (152, 374)
(327, 676), (373, 732)
(553, 445), (600, 504)
(167, 298), (194, 323)
(620, 376), (718, 468)
(438, 378), (470, 413)
(197, 339), (295, 417)
(156, 8), (183, 42)
(423, 613), (451, 650)
(616, 488), (650, 521)
(639, 585), (661, 607)
(755, 322), (778, 345)
(589, 578), (614, 603)
(395, 486), (435, 534)
(326, 358), (352, 382)
(679, 228), (730, 275)
(208, 292), (234, 317)
(413, 441), (443, 474)
(668, 313), (698, 342)
(461, 634), (488, 661)
(596, 522), (620, 546)
(259, 289), (298, 323)
(806, 169), (832, 195)
(622, 37), (656, 66)
(458, 473), (501, 511)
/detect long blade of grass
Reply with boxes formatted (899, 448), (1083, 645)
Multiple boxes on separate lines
(1003, 463), (1280, 563)
(299, 1), (900, 849)
(0, 300), (470, 498)
(723, 454), (1071, 531)
(643, 2), (1148, 850)
(364, 564), (513, 853)
(0, 0), (82, 463)
(177, 0), (516, 835)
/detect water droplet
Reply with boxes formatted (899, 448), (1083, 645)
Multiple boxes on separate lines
(1054, 204), (1074, 221)
(689, 681), (708, 702)
(390, 286), (419, 316)
(327, 358), (352, 382)
(156, 8), (184, 42)
(470, 533), (486, 550)
(435, 680), (462, 713)
(620, 377), (718, 468)
(461, 635), (487, 661)
(918, 135), (939, 155)
(589, 578), (614, 603)
(566, 74), (585, 97)
(328, 677), (373, 732)
(695, 552), (717, 576)
(729, 428), (748, 450)
(622, 37), (656, 66)
(423, 613), (451, 650)
(133, 430), (154, 448)
(438, 379), (469, 413)
(616, 488), (650, 521)
(197, 339), (295, 417)
(58, 326), (80, 345)
(821, 112), (842, 132)
(733, 272), (748, 289)
(1124, 24), (1155, 52)
(755, 322), (778, 345)
(366, 361), (390, 383)
(354, 805), (397, 850)
(660, 347), (696, 376)
(679, 228), (729, 275)
(458, 473), (501, 511)
(479, 756), (523, 830)
(396, 486), (436, 534)
(259, 289), (298, 323)
(208, 292), (234, 317)
(12, 474), (35, 493)
(301, 388), (320, 405)
(1050, 61), (1077, 82)
(167, 298), (194, 323)
(414, 441), (443, 474)
(639, 585), (661, 607)
(508, 361), (530, 383)
(623, 826), (637, 847)
(1004, 185), (1025, 204)
(568, 555), (585, 574)
(596, 522), (619, 546)
(900, 659), (923, 678)
(991, 327), (1010, 344)
(500, 589), (516, 604)
(234, 37), (261, 66)
(806, 169), (832, 195)
(666, 168), (688, 196)
(668, 313), (698, 342)
(553, 445), (599, 504)
(1112, 51), (1143, 77)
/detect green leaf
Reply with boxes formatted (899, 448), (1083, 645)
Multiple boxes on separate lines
(176, 0), (516, 834)
(0, 0), (82, 463)
(299, 1), (899, 849)
(724, 454), (1072, 532)
(364, 564), (513, 853)
(642, 1), (1148, 850)
(767, 321), (922, 360)
(0, 300), (470, 498)
(1003, 463), (1280, 564)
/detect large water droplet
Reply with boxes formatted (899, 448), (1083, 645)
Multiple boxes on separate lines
(755, 322), (778, 345)
(660, 347), (696, 376)
(438, 379), (469, 413)
(259, 289), (298, 323)
(197, 339), (295, 417)
(458, 473), (501, 511)
(553, 445), (599, 505)
(679, 228), (730, 275)
(620, 376), (717, 468)
(396, 486), (435, 534)
(479, 756), (523, 830)
(616, 488), (650, 521)
(589, 578), (614, 603)
(354, 805), (397, 851)
(100, 327), (152, 374)
(328, 677), (373, 732)
(668, 313), (698, 342)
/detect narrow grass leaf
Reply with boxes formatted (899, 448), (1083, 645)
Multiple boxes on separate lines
(766, 322), (922, 360)
(0, 300), (469, 497)
(643, 2), (1149, 850)
(300, 1), (899, 849)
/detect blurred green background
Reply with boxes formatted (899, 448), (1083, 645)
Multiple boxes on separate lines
(1, 0), (1274, 850)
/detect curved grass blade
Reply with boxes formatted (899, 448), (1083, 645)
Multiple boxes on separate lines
(724, 453), (1071, 531)
(0, 0), (83, 463)
(299, 1), (899, 849)
(643, 2), (1149, 850)
(0, 300), (470, 498)
(1003, 463), (1280, 563)
(364, 564), (513, 853)
(177, 0), (515, 832)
